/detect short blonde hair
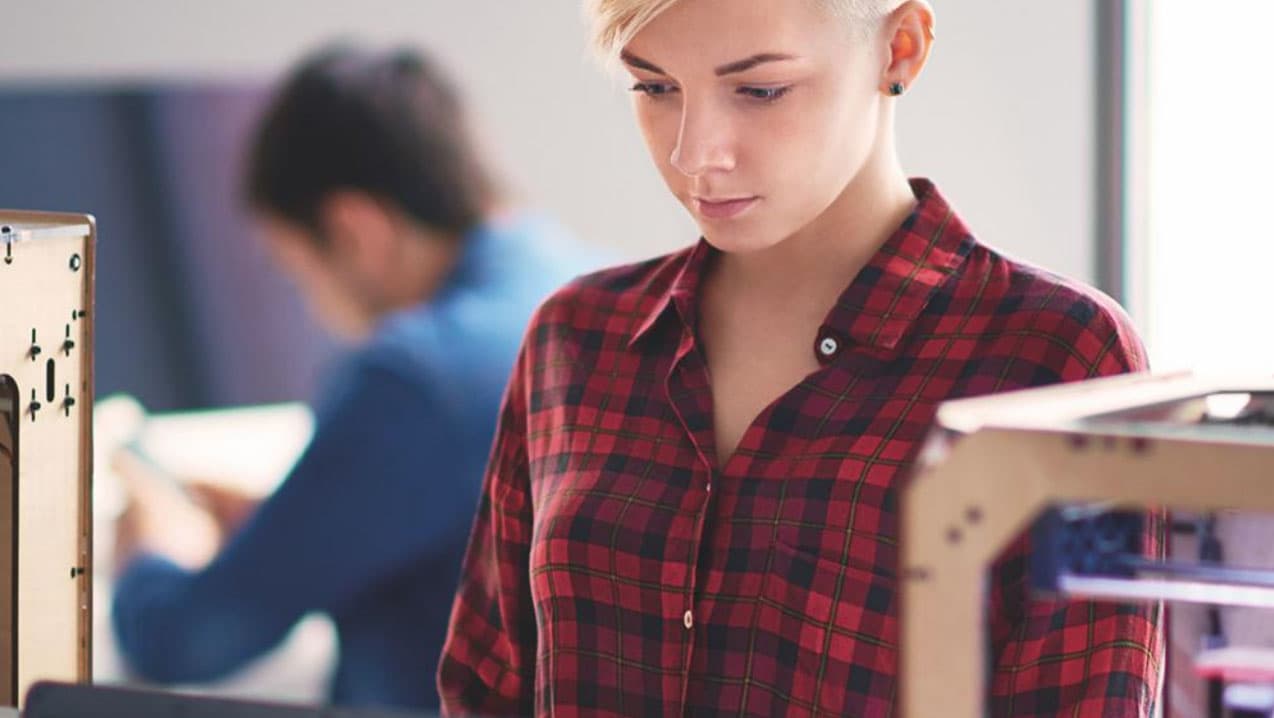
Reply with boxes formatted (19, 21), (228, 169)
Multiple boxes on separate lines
(584, 0), (892, 59)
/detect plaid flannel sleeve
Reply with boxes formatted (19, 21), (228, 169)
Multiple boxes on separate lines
(438, 344), (538, 717)
(988, 526), (1164, 716)
(988, 304), (1165, 717)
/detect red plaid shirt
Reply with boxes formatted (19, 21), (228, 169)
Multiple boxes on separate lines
(439, 180), (1162, 717)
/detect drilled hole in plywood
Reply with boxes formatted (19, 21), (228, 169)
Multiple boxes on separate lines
(45, 359), (55, 404)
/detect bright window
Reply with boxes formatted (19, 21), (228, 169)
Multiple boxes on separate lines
(1140, 2), (1274, 371)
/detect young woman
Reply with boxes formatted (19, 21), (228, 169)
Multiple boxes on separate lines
(439, 1), (1161, 715)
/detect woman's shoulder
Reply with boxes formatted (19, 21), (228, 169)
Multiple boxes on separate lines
(961, 242), (1148, 373)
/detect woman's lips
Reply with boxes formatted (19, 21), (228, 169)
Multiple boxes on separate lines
(693, 196), (759, 220)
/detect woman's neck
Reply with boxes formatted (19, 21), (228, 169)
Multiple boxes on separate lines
(709, 152), (917, 319)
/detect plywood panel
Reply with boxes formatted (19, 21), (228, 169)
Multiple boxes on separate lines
(0, 211), (94, 706)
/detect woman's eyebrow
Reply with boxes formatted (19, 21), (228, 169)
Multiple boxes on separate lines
(620, 51), (667, 76)
(714, 52), (798, 76)
(620, 51), (800, 78)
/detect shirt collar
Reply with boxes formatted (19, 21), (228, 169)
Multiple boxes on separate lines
(627, 238), (712, 349)
(821, 178), (975, 355)
(627, 179), (975, 355)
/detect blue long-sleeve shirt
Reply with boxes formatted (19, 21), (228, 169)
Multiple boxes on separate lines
(113, 215), (593, 710)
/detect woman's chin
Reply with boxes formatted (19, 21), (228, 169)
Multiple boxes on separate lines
(698, 224), (787, 255)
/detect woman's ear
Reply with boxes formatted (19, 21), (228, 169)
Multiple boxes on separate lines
(880, 0), (935, 96)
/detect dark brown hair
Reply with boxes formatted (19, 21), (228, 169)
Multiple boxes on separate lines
(245, 43), (497, 243)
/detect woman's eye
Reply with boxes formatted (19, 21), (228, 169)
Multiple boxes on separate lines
(630, 82), (677, 98)
(738, 86), (792, 103)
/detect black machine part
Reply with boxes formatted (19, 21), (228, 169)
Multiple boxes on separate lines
(24, 682), (443, 718)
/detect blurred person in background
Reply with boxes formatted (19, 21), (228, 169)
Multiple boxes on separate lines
(110, 43), (593, 711)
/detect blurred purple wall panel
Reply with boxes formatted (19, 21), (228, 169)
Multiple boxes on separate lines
(0, 84), (338, 410)
(149, 86), (337, 406)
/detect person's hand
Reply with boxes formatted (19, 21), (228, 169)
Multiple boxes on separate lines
(111, 451), (222, 576)
(185, 481), (262, 538)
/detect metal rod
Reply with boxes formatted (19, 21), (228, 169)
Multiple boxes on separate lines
(1059, 575), (1274, 609)
(1123, 558), (1274, 589)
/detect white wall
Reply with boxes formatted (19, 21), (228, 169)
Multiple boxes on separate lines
(901, 1), (1097, 284)
(1, 0), (1097, 280)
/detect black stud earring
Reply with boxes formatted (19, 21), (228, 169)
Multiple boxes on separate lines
(889, 82), (906, 97)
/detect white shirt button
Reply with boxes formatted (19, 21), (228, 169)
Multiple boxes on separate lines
(818, 336), (840, 358)
(683, 610), (694, 629)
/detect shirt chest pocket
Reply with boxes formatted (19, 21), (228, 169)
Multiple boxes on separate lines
(750, 538), (899, 716)
(766, 468), (902, 584)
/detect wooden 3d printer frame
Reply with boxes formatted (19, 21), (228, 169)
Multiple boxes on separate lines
(0, 211), (94, 706)
(902, 372), (1274, 717)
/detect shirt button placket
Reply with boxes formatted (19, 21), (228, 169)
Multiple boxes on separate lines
(676, 467), (712, 708)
